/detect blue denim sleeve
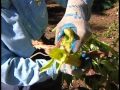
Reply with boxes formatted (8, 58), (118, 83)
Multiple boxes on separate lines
(1, 41), (57, 86)
(10, 0), (48, 40)
(1, 0), (58, 86)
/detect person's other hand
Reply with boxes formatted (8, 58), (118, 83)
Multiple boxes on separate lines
(32, 40), (55, 54)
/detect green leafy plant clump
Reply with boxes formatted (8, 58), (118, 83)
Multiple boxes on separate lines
(40, 28), (81, 74)
(39, 28), (119, 90)
(61, 36), (119, 90)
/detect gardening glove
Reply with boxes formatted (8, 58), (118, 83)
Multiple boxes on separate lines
(54, 0), (93, 53)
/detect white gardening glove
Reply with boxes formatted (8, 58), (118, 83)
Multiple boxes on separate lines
(54, 0), (93, 53)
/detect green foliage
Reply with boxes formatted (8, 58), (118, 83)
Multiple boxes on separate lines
(49, 48), (67, 63)
(40, 29), (80, 74)
(103, 21), (119, 38)
(40, 28), (119, 89)
(92, 0), (118, 11)
(40, 47), (68, 74)
(40, 59), (55, 74)
(61, 28), (75, 53)
(61, 35), (119, 89)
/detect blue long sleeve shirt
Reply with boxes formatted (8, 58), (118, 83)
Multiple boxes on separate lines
(1, 0), (93, 86)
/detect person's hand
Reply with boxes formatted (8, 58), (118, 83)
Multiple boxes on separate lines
(32, 40), (55, 54)
(54, 1), (92, 53)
